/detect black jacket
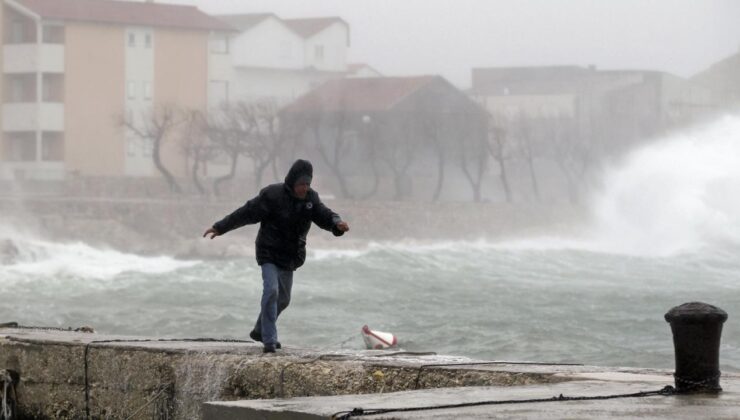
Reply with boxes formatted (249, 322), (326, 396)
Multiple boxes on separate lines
(212, 160), (344, 270)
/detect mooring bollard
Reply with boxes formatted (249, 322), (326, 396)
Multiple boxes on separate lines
(665, 302), (728, 393)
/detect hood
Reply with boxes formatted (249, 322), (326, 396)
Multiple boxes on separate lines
(284, 159), (313, 187)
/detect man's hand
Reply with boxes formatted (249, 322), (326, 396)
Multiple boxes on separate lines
(203, 227), (220, 239)
(336, 221), (350, 232)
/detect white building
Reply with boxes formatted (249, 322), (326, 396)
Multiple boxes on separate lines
(215, 13), (351, 105)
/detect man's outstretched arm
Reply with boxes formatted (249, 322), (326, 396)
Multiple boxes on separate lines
(203, 191), (270, 239)
(310, 193), (349, 236)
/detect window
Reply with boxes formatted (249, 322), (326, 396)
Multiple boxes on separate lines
(128, 32), (136, 47)
(127, 81), (136, 99)
(142, 138), (153, 157)
(127, 137), (138, 157)
(314, 45), (324, 61)
(143, 82), (152, 100)
(10, 20), (25, 43)
(42, 25), (65, 44)
(42, 74), (64, 102)
(4, 132), (36, 161)
(41, 132), (64, 161)
(4, 74), (35, 102)
(144, 33), (152, 48)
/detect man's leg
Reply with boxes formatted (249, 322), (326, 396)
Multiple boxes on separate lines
(255, 263), (279, 347)
(276, 267), (294, 318)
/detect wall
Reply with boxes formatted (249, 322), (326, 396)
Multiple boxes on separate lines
(303, 21), (348, 72)
(231, 17), (304, 69)
(154, 28), (208, 179)
(64, 23), (126, 176)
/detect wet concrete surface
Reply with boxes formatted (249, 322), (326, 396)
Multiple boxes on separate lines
(203, 373), (740, 419)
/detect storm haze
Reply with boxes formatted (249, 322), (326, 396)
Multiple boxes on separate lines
(175, 0), (740, 87)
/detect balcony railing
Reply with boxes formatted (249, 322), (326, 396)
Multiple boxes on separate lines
(0, 161), (65, 181)
(2, 103), (64, 131)
(3, 44), (65, 74)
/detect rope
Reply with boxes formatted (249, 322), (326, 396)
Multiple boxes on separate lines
(330, 385), (676, 419)
(413, 361), (584, 389)
(674, 372), (721, 391)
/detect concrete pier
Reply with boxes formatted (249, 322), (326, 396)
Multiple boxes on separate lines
(3, 326), (739, 419)
(0, 327), (567, 419)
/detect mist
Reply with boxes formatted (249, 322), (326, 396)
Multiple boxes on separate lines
(1, 0), (740, 376)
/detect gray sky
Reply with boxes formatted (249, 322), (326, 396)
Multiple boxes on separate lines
(175, 0), (740, 88)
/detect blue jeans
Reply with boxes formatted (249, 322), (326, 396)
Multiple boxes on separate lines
(253, 263), (293, 346)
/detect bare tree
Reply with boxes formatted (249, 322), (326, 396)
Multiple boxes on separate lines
(510, 114), (542, 202)
(206, 103), (254, 196)
(239, 100), (287, 189)
(122, 104), (182, 193)
(547, 115), (592, 205)
(419, 111), (447, 202)
(179, 109), (214, 196)
(486, 113), (513, 203)
(378, 114), (419, 200)
(311, 111), (355, 199)
(456, 115), (489, 202)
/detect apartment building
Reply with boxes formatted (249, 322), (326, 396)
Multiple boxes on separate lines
(0, 0), (232, 180)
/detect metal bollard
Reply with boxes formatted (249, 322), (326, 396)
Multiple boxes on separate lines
(665, 302), (728, 393)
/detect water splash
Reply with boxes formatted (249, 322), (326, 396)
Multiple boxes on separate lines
(0, 225), (199, 280)
(589, 115), (740, 256)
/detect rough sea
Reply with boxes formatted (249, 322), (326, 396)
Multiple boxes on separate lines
(2, 115), (739, 372)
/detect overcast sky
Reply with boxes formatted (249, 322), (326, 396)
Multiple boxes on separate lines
(174, 0), (740, 88)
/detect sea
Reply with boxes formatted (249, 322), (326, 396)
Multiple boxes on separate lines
(2, 115), (739, 372)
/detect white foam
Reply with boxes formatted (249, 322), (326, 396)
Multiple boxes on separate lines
(586, 115), (740, 256)
(0, 226), (199, 280)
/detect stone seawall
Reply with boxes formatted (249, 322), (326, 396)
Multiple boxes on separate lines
(1, 328), (568, 419)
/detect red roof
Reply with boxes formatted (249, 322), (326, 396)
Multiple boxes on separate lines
(16, 0), (234, 32)
(283, 17), (347, 38)
(282, 76), (437, 114)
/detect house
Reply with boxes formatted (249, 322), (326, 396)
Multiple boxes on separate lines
(280, 76), (488, 201)
(0, 0), (233, 180)
(215, 13), (350, 105)
(471, 65), (716, 155)
(691, 49), (740, 110)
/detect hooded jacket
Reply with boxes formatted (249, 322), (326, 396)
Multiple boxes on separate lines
(212, 159), (344, 270)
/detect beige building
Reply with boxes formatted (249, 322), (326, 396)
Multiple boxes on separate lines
(1, 0), (232, 180)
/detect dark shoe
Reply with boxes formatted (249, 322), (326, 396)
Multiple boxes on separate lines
(250, 330), (281, 349)
(263, 344), (276, 353)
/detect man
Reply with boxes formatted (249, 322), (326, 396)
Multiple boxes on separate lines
(203, 159), (349, 353)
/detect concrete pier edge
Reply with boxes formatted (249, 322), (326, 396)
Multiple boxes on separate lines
(2, 327), (739, 419)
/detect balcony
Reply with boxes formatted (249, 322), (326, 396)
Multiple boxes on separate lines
(3, 44), (65, 74)
(0, 161), (65, 181)
(2, 103), (64, 131)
